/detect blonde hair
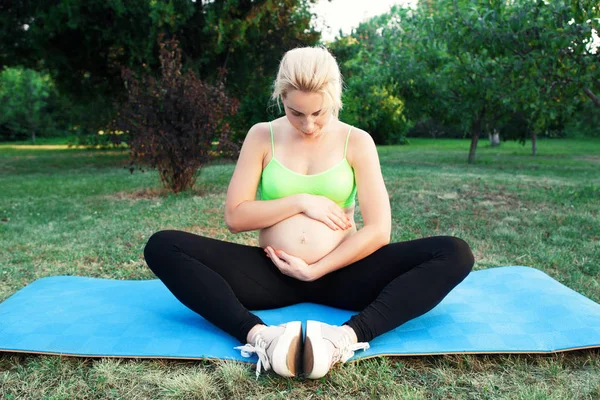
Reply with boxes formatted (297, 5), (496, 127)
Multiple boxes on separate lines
(271, 46), (343, 116)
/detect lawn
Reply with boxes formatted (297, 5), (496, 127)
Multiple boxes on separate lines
(1, 137), (599, 399)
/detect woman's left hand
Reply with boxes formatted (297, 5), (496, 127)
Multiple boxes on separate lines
(264, 246), (319, 282)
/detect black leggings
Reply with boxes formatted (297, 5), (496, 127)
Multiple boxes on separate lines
(143, 231), (474, 344)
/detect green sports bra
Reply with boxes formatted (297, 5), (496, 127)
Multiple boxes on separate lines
(259, 122), (357, 208)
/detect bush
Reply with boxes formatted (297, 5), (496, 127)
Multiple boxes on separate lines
(113, 35), (239, 193)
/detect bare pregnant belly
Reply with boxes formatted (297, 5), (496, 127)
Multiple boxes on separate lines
(259, 214), (356, 264)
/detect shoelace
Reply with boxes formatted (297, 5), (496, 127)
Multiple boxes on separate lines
(332, 334), (370, 364)
(234, 336), (270, 379)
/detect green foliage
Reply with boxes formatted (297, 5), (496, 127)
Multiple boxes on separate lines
(358, 0), (600, 161)
(407, 119), (463, 139)
(331, 19), (409, 145)
(474, 0), (598, 134)
(343, 80), (409, 145)
(0, 67), (73, 142)
(563, 100), (600, 138)
(4, 0), (596, 151)
(1, 0), (320, 140)
(113, 36), (239, 193)
(1, 0), (178, 134)
(198, 0), (321, 141)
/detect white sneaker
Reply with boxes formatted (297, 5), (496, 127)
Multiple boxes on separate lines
(303, 320), (370, 379)
(234, 321), (303, 379)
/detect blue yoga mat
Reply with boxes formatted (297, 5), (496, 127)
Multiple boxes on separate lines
(1, 266), (599, 362)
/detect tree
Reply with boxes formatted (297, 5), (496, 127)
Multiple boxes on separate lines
(0, 67), (52, 143)
(1, 0), (321, 137)
(381, 2), (511, 162)
(1, 0), (174, 134)
(191, 0), (321, 138)
(330, 13), (410, 144)
(378, 0), (599, 161)
(432, 0), (599, 156)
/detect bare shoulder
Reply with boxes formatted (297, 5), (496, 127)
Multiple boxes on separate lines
(347, 125), (374, 145)
(346, 125), (377, 163)
(244, 122), (271, 144)
(237, 122), (271, 159)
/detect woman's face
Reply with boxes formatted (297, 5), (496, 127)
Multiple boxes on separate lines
(282, 90), (332, 139)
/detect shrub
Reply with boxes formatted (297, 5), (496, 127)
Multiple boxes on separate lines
(113, 35), (239, 193)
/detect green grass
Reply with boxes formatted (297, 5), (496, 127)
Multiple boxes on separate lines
(1, 138), (599, 399)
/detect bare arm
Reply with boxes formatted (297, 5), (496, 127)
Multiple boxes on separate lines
(224, 123), (305, 233)
(309, 130), (392, 279)
(227, 196), (307, 234)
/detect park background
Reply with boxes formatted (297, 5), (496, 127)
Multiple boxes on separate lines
(1, 0), (599, 398)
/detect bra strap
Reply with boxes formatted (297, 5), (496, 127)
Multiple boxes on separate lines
(269, 121), (275, 158)
(344, 126), (352, 158)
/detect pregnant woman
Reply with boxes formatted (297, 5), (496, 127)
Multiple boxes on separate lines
(143, 46), (475, 379)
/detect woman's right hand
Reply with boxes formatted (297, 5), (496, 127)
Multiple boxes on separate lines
(297, 194), (352, 231)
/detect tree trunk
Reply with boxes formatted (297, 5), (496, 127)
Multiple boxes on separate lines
(468, 118), (481, 164)
(32, 131), (36, 145)
(531, 131), (537, 156)
(489, 129), (500, 147)
(583, 87), (600, 108)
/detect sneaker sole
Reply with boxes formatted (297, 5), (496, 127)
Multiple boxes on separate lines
(303, 320), (330, 379)
(271, 321), (303, 377)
